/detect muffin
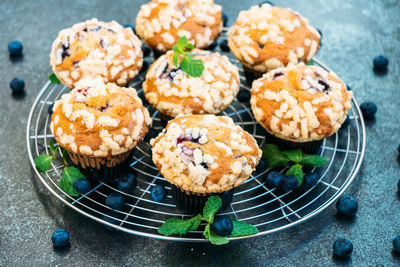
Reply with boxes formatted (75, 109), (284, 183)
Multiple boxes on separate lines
(143, 49), (239, 118)
(135, 0), (222, 56)
(151, 114), (262, 213)
(50, 18), (143, 88)
(228, 3), (320, 79)
(50, 78), (152, 182)
(250, 63), (353, 153)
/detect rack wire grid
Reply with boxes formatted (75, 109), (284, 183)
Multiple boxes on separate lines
(26, 28), (366, 242)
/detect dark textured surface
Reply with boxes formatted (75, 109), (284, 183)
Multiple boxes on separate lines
(1, 0), (399, 266)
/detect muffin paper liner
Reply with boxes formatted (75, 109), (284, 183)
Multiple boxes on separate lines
(170, 184), (234, 215)
(265, 132), (323, 154)
(68, 151), (132, 184)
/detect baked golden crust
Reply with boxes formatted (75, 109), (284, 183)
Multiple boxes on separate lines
(50, 18), (143, 88)
(143, 49), (240, 118)
(50, 78), (152, 157)
(151, 115), (262, 193)
(135, 0), (222, 53)
(228, 4), (320, 73)
(250, 63), (353, 142)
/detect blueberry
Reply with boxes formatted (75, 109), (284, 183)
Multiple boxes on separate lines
(140, 61), (149, 74)
(123, 23), (136, 35)
(303, 173), (319, 188)
(256, 158), (267, 172)
(102, 215), (118, 231)
(373, 55), (389, 72)
(393, 235), (400, 253)
(206, 41), (218, 51)
(341, 115), (351, 128)
(117, 173), (137, 194)
(9, 77), (25, 93)
(150, 185), (166, 202)
(142, 44), (151, 57)
(280, 175), (299, 191)
(266, 171), (284, 188)
(397, 179), (400, 192)
(105, 193), (125, 210)
(219, 39), (230, 52)
(210, 216), (233, 237)
(333, 238), (353, 258)
(48, 103), (54, 115)
(336, 195), (358, 216)
(8, 40), (23, 56)
(237, 89), (251, 103)
(51, 228), (70, 247)
(360, 101), (377, 120)
(259, 1), (274, 6)
(73, 179), (91, 194)
(222, 12), (228, 27)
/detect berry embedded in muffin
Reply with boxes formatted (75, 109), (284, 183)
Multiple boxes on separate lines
(50, 18), (143, 88)
(228, 4), (320, 76)
(135, 0), (223, 54)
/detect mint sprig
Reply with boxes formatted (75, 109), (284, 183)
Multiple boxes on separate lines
(59, 166), (85, 197)
(158, 196), (258, 245)
(262, 144), (329, 186)
(49, 73), (61, 84)
(34, 154), (54, 173)
(172, 36), (204, 77)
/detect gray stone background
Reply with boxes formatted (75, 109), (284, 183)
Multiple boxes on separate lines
(1, 0), (399, 266)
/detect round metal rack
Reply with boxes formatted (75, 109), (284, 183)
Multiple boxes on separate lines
(26, 29), (366, 242)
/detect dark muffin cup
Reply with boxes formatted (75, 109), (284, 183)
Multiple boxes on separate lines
(68, 151), (132, 184)
(170, 184), (234, 215)
(265, 132), (323, 154)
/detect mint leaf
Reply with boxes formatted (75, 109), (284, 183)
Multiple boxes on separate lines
(49, 140), (58, 158)
(61, 148), (69, 164)
(203, 223), (211, 239)
(184, 43), (194, 51)
(229, 218), (258, 237)
(187, 214), (203, 232)
(208, 231), (229, 245)
(180, 53), (204, 77)
(285, 164), (304, 185)
(173, 53), (179, 67)
(203, 196), (222, 223)
(306, 60), (315, 66)
(158, 218), (193, 235)
(34, 154), (53, 173)
(282, 149), (303, 163)
(177, 36), (188, 51)
(49, 73), (60, 84)
(301, 154), (329, 167)
(59, 166), (85, 197)
(262, 144), (288, 168)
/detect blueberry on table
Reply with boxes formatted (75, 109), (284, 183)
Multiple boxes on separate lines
(266, 171), (284, 188)
(8, 40), (23, 56)
(360, 101), (377, 120)
(259, 1), (274, 6)
(336, 195), (358, 216)
(256, 158), (267, 172)
(341, 115), (351, 128)
(150, 184), (166, 202)
(117, 173), (137, 194)
(303, 173), (319, 188)
(73, 179), (91, 194)
(393, 235), (400, 253)
(279, 175), (298, 192)
(210, 216), (233, 237)
(142, 44), (151, 57)
(102, 215), (118, 231)
(9, 77), (25, 94)
(105, 193), (125, 210)
(219, 39), (230, 52)
(51, 228), (70, 248)
(237, 89), (251, 103)
(48, 103), (54, 115)
(222, 12), (228, 27)
(333, 238), (353, 258)
(373, 55), (389, 72)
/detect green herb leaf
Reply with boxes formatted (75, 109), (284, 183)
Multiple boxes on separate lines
(229, 218), (258, 237)
(179, 53), (204, 77)
(208, 231), (229, 245)
(173, 53), (179, 67)
(282, 149), (303, 163)
(306, 60), (315, 66)
(49, 140), (58, 158)
(158, 218), (193, 235)
(262, 144), (288, 168)
(186, 214), (203, 232)
(184, 43), (194, 51)
(177, 36), (188, 51)
(59, 166), (85, 197)
(301, 154), (330, 167)
(34, 154), (53, 173)
(61, 148), (69, 165)
(49, 73), (61, 84)
(203, 196), (222, 223)
(285, 163), (304, 185)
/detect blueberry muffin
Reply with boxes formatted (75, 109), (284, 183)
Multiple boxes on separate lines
(50, 78), (152, 182)
(250, 63), (353, 152)
(143, 49), (240, 118)
(228, 4), (320, 78)
(151, 114), (262, 213)
(50, 18), (143, 88)
(135, 0), (222, 55)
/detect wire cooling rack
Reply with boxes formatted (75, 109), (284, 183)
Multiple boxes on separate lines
(26, 29), (365, 242)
